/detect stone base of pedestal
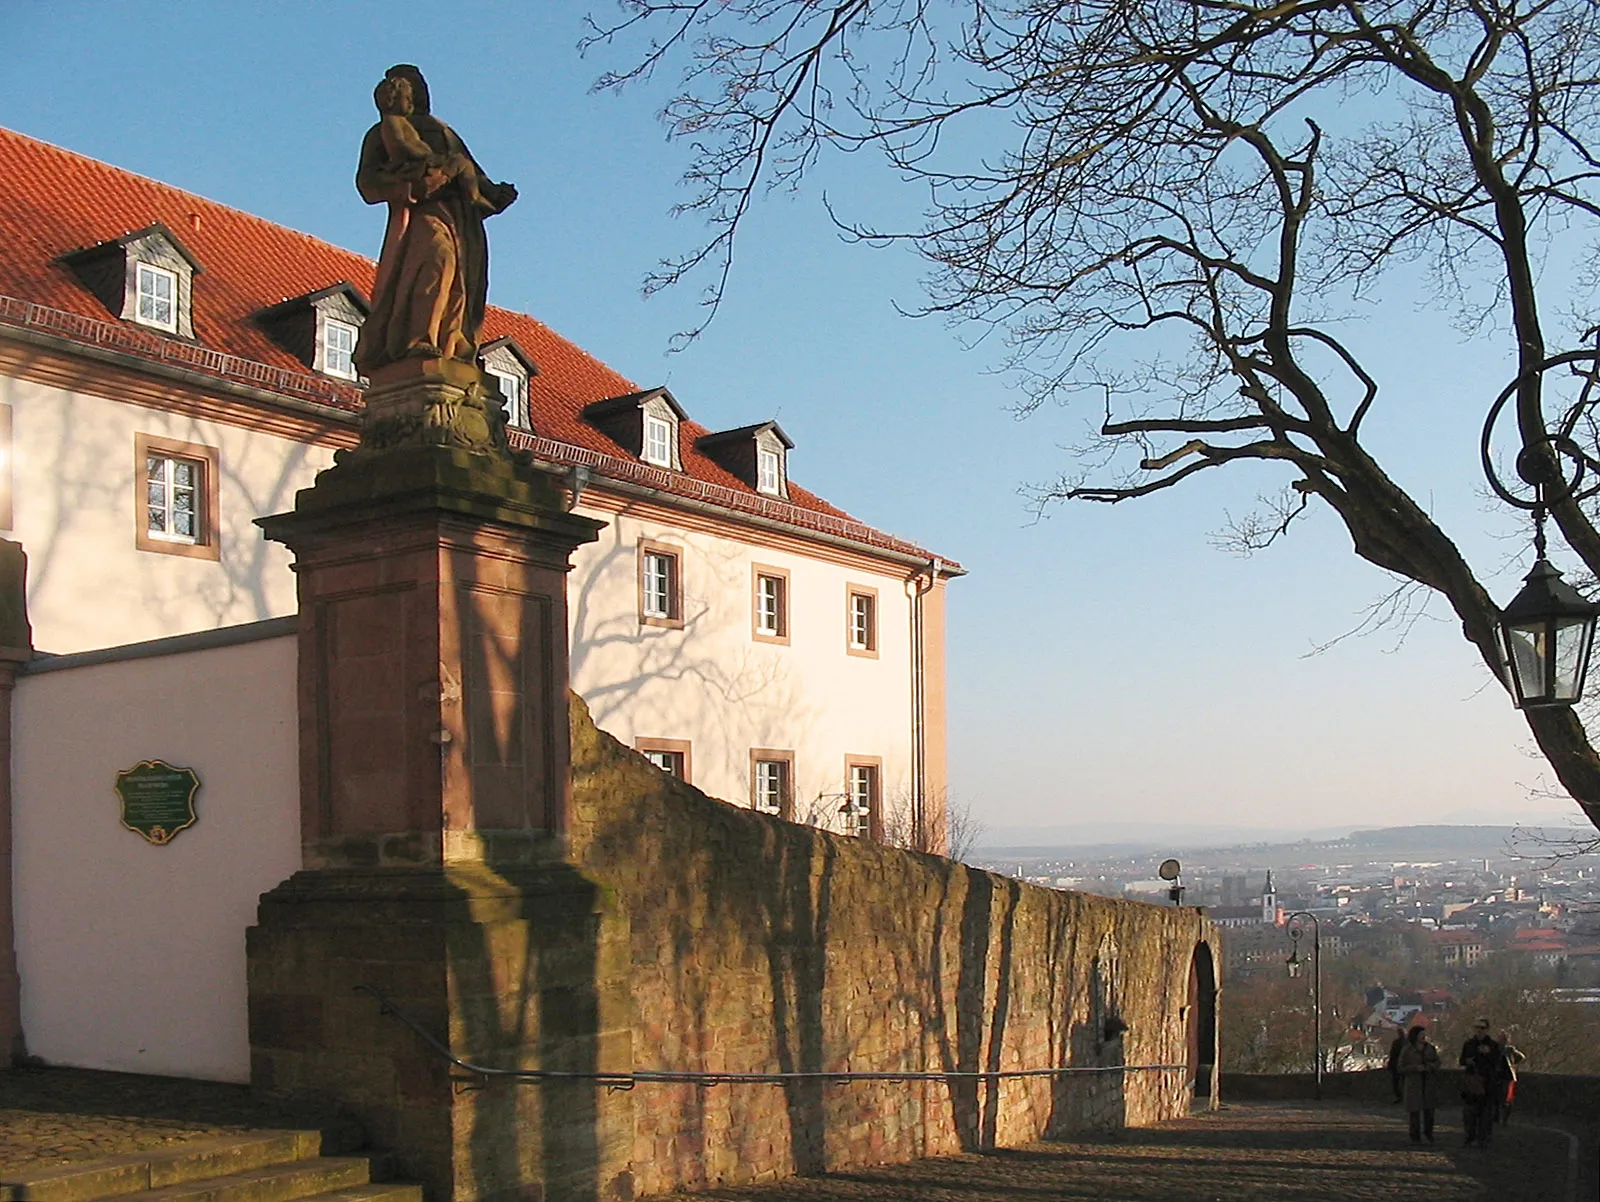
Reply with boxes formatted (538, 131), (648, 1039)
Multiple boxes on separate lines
(247, 862), (635, 1202)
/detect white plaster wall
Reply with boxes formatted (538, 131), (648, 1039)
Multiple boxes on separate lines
(568, 502), (918, 835)
(0, 373), (335, 654)
(12, 633), (300, 1082)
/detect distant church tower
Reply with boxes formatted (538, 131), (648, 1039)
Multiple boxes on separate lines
(1261, 870), (1277, 924)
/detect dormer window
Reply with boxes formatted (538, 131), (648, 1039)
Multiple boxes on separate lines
(696, 420), (794, 498)
(757, 446), (783, 495)
(254, 282), (370, 381)
(135, 264), (177, 331)
(489, 369), (526, 428)
(644, 413), (673, 467)
(60, 223), (202, 341)
(324, 319), (358, 380)
(581, 387), (688, 471)
(480, 336), (539, 431)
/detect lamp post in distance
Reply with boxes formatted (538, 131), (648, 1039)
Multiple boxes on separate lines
(1158, 858), (1184, 905)
(1284, 910), (1322, 1101)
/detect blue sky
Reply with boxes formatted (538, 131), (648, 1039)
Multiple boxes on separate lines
(2, 0), (1581, 840)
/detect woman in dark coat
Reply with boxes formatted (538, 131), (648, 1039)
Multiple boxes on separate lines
(1398, 1024), (1441, 1143)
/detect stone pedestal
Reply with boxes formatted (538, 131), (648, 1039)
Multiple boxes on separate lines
(248, 863), (635, 1202)
(258, 367), (603, 865)
(251, 363), (625, 1200)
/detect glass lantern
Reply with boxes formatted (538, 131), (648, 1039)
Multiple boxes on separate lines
(1499, 558), (1600, 708)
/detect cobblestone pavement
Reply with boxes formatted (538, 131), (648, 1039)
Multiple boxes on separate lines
(653, 1102), (1583, 1202)
(0, 1066), (344, 1171)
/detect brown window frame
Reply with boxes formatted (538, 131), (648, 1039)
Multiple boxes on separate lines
(134, 432), (220, 561)
(637, 538), (684, 629)
(635, 736), (693, 784)
(845, 755), (883, 841)
(750, 748), (795, 820)
(751, 563), (790, 645)
(846, 584), (879, 658)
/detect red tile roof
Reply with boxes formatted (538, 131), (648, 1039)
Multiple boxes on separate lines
(0, 126), (957, 570)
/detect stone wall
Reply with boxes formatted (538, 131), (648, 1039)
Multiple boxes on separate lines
(568, 696), (1217, 1196)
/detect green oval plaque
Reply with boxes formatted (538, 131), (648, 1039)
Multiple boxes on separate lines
(116, 760), (200, 845)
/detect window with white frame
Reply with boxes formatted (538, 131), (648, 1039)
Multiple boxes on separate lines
(757, 446), (783, 495)
(643, 413), (674, 466)
(146, 453), (202, 543)
(848, 764), (879, 838)
(754, 758), (789, 814)
(754, 570), (787, 640)
(848, 588), (877, 655)
(643, 748), (685, 777)
(135, 263), (177, 332)
(324, 318), (358, 380)
(639, 543), (681, 626)
(490, 369), (528, 429)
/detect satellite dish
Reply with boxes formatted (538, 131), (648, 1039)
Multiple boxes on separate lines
(1158, 858), (1182, 881)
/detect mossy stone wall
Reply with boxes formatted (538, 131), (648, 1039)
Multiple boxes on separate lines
(568, 696), (1217, 1196)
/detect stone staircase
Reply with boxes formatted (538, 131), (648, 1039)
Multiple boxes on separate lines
(0, 1130), (418, 1202)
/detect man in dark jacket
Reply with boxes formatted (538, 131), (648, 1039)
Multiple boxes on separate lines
(1387, 1031), (1406, 1103)
(1459, 1017), (1508, 1146)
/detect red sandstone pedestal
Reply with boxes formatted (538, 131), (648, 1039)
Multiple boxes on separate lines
(249, 367), (633, 1202)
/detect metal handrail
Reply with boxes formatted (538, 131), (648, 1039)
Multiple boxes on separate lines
(355, 984), (1189, 1091)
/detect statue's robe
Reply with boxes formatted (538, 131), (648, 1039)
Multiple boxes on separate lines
(353, 112), (495, 372)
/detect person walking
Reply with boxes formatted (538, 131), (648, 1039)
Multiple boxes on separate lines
(1498, 1030), (1526, 1126)
(1459, 1016), (1508, 1147)
(1387, 1030), (1406, 1103)
(1398, 1024), (1440, 1144)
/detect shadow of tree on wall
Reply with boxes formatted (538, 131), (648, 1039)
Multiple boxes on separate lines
(558, 696), (1207, 1195)
(1, 335), (340, 652)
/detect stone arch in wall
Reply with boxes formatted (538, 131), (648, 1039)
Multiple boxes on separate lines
(1187, 940), (1219, 1101)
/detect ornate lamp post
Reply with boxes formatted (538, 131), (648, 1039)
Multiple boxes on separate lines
(1284, 911), (1322, 1100)
(1482, 389), (1600, 709)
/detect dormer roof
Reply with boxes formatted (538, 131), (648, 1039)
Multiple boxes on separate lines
(59, 221), (205, 276)
(480, 335), (540, 377)
(254, 281), (369, 322)
(581, 386), (688, 425)
(697, 420), (794, 452)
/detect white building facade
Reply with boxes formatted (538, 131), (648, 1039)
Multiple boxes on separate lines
(0, 125), (959, 852)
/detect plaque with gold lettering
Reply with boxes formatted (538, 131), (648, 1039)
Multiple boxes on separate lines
(116, 760), (200, 845)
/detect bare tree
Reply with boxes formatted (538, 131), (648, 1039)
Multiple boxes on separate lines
(589, 0), (1600, 832)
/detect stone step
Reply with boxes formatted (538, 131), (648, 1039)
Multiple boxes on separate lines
(294, 1186), (422, 1202)
(110, 1159), (373, 1202)
(1, 1132), (324, 1202)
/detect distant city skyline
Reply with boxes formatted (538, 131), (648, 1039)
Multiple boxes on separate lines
(1, 1), (1582, 836)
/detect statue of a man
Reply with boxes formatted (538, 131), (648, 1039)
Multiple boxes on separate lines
(353, 65), (517, 375)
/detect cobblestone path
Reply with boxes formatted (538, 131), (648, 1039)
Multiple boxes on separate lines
(654, 1102), (1583, 1202)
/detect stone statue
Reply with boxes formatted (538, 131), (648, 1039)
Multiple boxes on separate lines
(354, 65), (517, 375)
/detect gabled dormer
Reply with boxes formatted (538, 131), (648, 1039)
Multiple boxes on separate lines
(581, 387), (688, 470)
(59, 223), (203, 339)
(697, 421), (794, 498)
(480, 336), (539, 430)
(254, 283), (369, 381)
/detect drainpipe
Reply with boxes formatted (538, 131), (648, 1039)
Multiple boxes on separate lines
(909, 559), (940, 853)
(0, 539), (31, 1067)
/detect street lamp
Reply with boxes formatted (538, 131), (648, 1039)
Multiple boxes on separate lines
(1498, 549), (1600, 707)
(1158, 858), (1184, 905)
(1284, 911), (1322, 1100)
(1481, 387), (1600, 708)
